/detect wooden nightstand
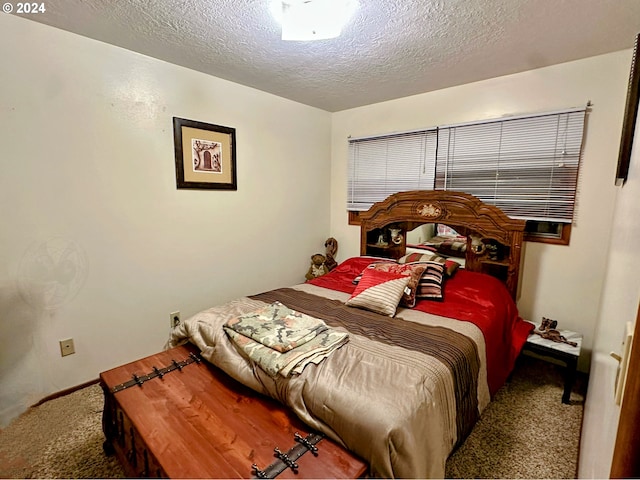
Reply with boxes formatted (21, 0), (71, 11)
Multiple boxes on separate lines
(522, 321), (583, 404)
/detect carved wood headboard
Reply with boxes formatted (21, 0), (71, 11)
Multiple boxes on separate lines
(359, 190), (526, 299)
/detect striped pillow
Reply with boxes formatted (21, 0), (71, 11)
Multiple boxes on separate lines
(413, 261), (445, 301)
(345, 268), (411, 317)
(398, 252), (461, 277)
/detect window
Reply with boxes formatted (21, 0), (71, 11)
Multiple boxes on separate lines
(347, 107), (587, 244)
(435, 109), (586, 224)
(348, 129), (437, 211)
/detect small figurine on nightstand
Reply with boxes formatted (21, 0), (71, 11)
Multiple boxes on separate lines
(534, 317), (578, 347)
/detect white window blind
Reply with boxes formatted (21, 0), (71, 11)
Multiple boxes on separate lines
(435, 108), (587, 223)
(348, 129), (437, 211)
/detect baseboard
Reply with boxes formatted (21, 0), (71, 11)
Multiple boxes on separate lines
(31, 378), (100, 407)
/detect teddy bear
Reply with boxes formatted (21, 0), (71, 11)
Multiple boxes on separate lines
(305, 253), (329, 281)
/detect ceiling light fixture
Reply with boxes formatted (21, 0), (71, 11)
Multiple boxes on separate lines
(270, 0), (358, 41)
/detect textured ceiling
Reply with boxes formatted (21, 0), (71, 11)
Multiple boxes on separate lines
(18, 0), (640, 112)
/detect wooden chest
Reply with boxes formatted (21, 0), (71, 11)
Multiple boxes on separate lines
(99, 344), (367, 479)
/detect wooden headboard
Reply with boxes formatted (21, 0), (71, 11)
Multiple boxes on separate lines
(359, 190), (526, 299)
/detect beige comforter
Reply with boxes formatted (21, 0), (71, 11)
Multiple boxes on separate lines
(166, 283), (489, 478)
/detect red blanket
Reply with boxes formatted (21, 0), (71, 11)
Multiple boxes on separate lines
(309, 256), (532, 395)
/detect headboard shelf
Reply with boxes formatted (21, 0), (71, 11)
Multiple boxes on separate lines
(359, 190), (526, 299)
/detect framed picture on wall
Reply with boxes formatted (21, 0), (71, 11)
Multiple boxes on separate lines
(615, 33), (640, 186)
(173, 117), (237, 190)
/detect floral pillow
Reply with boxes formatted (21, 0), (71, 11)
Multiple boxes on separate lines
(397, 252), (461, 277)
(346, 268), (411, 316)
(352, 262), (428, 307)
(370, 262), (428, 307)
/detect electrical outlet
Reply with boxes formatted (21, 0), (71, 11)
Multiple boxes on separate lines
(170, 311), (181, 328)
(59, 338), (75, 357)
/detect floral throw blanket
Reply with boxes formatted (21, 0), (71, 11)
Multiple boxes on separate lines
(223, 301), (349, 377)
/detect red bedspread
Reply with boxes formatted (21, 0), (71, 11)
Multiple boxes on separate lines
(309, 256), (532, 396)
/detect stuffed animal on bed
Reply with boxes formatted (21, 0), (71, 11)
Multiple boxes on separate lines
(305, 253), (329, 281)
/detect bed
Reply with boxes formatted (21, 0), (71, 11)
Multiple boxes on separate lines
(165, 190), (532, 478)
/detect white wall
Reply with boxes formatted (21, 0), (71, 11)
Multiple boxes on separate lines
(0, 15), (332, 427)
(330, 51), (633, 371)
(2, 17), (636, 461)
(578, 101), (640, 478)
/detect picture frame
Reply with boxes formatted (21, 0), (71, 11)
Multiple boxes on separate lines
(173, 117), (237, 190)
(615, 33), (640, 186)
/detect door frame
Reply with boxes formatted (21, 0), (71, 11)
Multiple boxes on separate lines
(610, 302), (640, 478)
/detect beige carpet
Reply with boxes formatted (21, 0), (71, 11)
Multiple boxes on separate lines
(0, 355), (585, 479)
(0, 383), (124, 479)
(446, 355), (586, 479)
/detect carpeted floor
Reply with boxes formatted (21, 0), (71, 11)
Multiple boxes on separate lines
(0, 354), (586, 479)
(445, 355), (586, 479)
